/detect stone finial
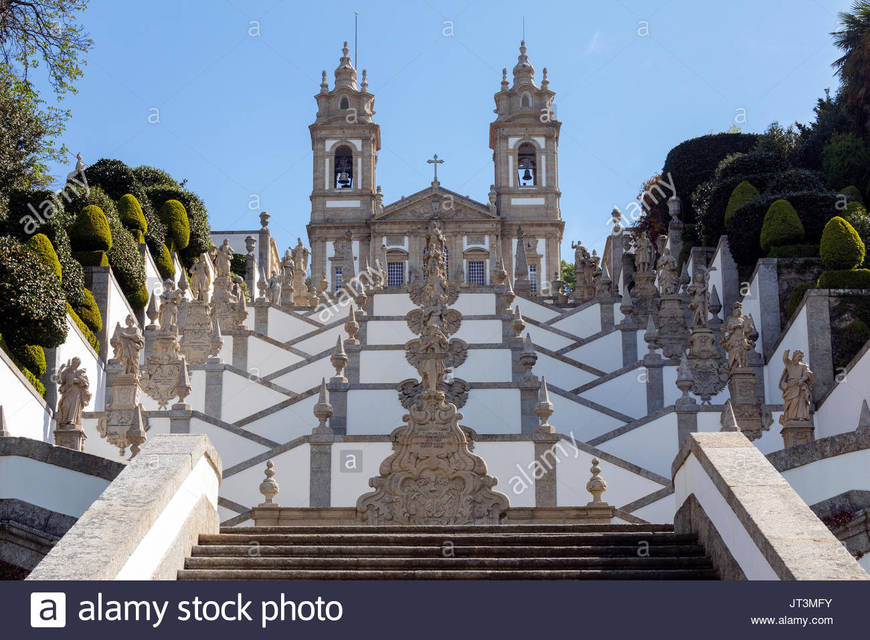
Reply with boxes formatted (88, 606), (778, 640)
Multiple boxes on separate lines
(258, 460), (279, 506)
(643, 315), (659, 355)
(146, 291), (159, 327)
(675, 353), (696, 407)
(720, 399), (740, 432)
(208, 315), (223, 360)
(128, 406), (147, 458)
(502, 272), (516, 306)
(313, 378), (334, 435)
(0, 406), (9, 437)
(541, 67), (549, 89)
(534, 377), (555, 434)
(257, 265), (268, 301)
(519, 333), (538, 382)
(586, 458), (607, 505)
(596, 262), (612, 298)
(858, 400), (870, 433)
(511, 306), (525, 338)
(709, 285), (722, 319)
(173, 356), (192, 406)
(320, 69), (328, 92)
(330, 335), (348, 382)
(361, 69), (368, 91)
(177, 267), (189, 295)
(344, 307), (359, 345)
(668, 194), (682, 222)
(501, 67), (508, 90)
(259, 211), (270, 229)
(620, 284), (633, 315)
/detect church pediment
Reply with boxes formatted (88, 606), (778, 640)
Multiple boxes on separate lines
(376, 184), (495, 222)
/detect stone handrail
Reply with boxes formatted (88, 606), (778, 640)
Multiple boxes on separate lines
(27, 434), (221, 580)
(673, 432), (867, 580)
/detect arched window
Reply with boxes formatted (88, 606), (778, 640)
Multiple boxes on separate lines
(517, 142), (537, 186)
(521, 92), (532, 109)
(339, 95), (349, 110)
(334, 145), (353, 189)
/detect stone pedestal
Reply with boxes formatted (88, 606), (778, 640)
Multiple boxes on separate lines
(54, 425), (86, 451)
(781, 419), (815, 449)
(687, 327), (727, 403)
(179, 300), (220, 365)
(657, 294), (689, 359)
(141, 329), (184, 409)
(99, 362), (146, 456)
(726, 367), (769, 440)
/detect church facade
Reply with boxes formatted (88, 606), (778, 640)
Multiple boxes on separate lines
(307, 42), (565, 295)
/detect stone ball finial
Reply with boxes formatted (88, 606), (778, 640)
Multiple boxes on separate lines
(259, 460), (279, 506)
(586, 458), (607, 505)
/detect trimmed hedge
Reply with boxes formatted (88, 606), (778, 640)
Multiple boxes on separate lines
(724, 181), (759, 224)
(154, 242), (175, 280)
(27, 233), (62, 280)
(820, 216), (865, 270)
(157, 199), (190, 252)
(67, 303), (100, 352)
(12, 343), (46, 377)
(0, 235), (68, 348)
(817, 268), (870, 288)
(106, 212), (147, 302)
(146, 187), (209, 266)
(716, 151), (788, 183)
(132, 165), (179, 189)
(73, 250), (109, 267)
(127, 283), (149, 310)
(761, 199), (805, 252)
(0, 334), (45, 396)
(844, 208), (870, 268)
(762, 168), (826, 195)
(839, 185), (863, 204)
(75, 288), (102, 334)
(117, 193), (147, 243)
(70, 205), (112, 252)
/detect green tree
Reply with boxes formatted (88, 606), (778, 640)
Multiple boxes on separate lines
(560, 260), (576, 289)
(832, 1), (870, 134)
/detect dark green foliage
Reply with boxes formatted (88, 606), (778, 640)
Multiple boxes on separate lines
(761, 200), (805, 252)
(27, 233), (62, 279)
(715, 151), (789, 183)
(559, 260), (575, 289)
(786, 282), (816, 319)
(768, 244), (819, 259)
(73, 250), (108, 267)
(839, 185), (863, 203)
(105, 212), (146, 301)
(834, 320), (870, 371)
(822, 133), (870, 190)
(75, 287), (102, 334)
(12, 343), (46, 377)
(157, 199), (190, 252)
(230, 253), (247, 278)
(66, 303), (99, 352)
(154, 243), (175, 280)
(844, 207), (870, 267)
(132, 165), (179, 189)
(763, 169), (826, 195)
(817, 268), (870, 288)
(793, 90), (851, 171)
(146, 187), (209, 265)
(69, 204), (111, 252)
(724, 181), (759, 224)
(0, 334), (45, 396)
(820, 216), (865, 270)
(127, 283), (149, 310)
(117, 194), (147, 242)
(0, 235), (67, 348)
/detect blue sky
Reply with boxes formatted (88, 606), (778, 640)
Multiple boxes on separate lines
(40, 0), (851, 256)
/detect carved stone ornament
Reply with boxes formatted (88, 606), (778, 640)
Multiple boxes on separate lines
(141, 299), (185, 409)
(357, 221), (509, 525)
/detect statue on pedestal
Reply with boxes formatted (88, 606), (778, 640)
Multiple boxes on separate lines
(721, 302), (756, 370)
(54, 358), (91, 451)
(190, 255), (211, 303)
(110, 315), (144, 376)
(780, 350), (813, 424)
(656, 241), (679, 296)
(215, 239), (233, 279)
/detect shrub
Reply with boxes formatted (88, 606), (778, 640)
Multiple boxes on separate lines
(768, 244), (819, 258)
(844, 208), (870, 267)
(762, 168), (826, 195)
(786, 282), (815, 319)
(127, 283), (149, 310)
(27, 233), (62, 280)
(724, 180), (759, 224)
(146, 187), (209, 265)
(820, 216), (865, 270)
(0, 235), (68, 348)
(834, 319), (870, 371)
(117, 194), (147, 242)
(12, 343), (46, 377)
(0, 334), (46, 396)
(822, 133), (870, 191)
(761, 199), (805, 252)
(839, 185), (863, 204)
(157, 199), (190, 251)
(132, 165), (179, 189)
(231, 253), (248, 278)
(154, 242), (175, 280)
(106, 212), (146, 301)
(715, 151), (788, 183)
(69, 205), (112, 252)
(817, 268), (870, 288)
(75, 288), (102, 334)
(74, 250), (109, 267)
(67, 303), (99, 352)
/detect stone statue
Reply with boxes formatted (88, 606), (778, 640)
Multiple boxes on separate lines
(268, 271), (282, 305)
(687, 266), (711, 328)
(215, 239), (233, 278)
(488, 185), (497, 216)
(190, 255), (211, 302)
(721, 302), (756, 370)
(158, 279), (182, 331)
(56, 358), (91, 427)
(779, 349), (814, 424)
(66, 153), (85, 183)
(110, 315), (144, 376)
(656, 242), (679, 296)
(634, 233), (653, 274)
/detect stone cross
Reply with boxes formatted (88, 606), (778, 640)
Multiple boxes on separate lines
(426, 153), (444, 183)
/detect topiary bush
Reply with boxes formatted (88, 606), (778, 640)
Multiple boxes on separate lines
(117, 194), (147, 243)
(820, 216), (865, 270)
(844, 207), (870, 268)
(157, 199), (190, 252)
(27, 233), (62, 280)
(105, 212), (146, 303)
(839, 185), (863, 204)
(146, 187), (209, 266)
(66, 303), (99, 352)
(75, 287), (102, 334)
(127, 283), (149, 310)
(12, 343), (46, 377)
(70, 204), (112, 253)
(0, 235), (68, 348)
(724, 180), (759, 224)
(817, 268), (870, 288)
(762, 168), (826, 195)
(0, 334), (46, 396)
(132, 165), (179, 189)
(761, 199), (805, 252)
(154, 242), (175, 280)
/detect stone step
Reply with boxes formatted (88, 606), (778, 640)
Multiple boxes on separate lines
(178, 568), (718, 580)
(219, 524), (676, 535)
(198, 531), (696, 546)
(184, 556), (713, 570)
(190, 543), (707, 558)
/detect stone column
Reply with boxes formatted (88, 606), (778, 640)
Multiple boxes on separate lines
(83, 265), (112, 361)
(309, 437), (333, 507)
(717, 236), (740, 319)
(645, 355), (664, 413)
(804, 290), (834, 403)
(254, 299), (269, 335)
(204, 358), (223, 420)
(231, 330), (248, 371)
(169, 405), (192, 433)
(327, 380), (348, 436)
(754, 259), (781, 360)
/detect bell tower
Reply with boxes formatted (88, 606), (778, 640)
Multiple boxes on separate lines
(489, 42), (563, 294)
(308, 42), (380, 289)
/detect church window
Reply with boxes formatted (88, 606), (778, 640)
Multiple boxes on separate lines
(339, 95), (349, 110)
(517, 143), (537, 186)
(334, 266), (343, 292)
(334, 145), (353, 189)
(521, 92), (532, 109)
(468, 261), (485, 286)
(387, 262), (405, 287)
(528, 264), (537, 293)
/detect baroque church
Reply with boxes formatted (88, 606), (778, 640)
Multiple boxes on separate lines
(308, 41), (564, 296)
